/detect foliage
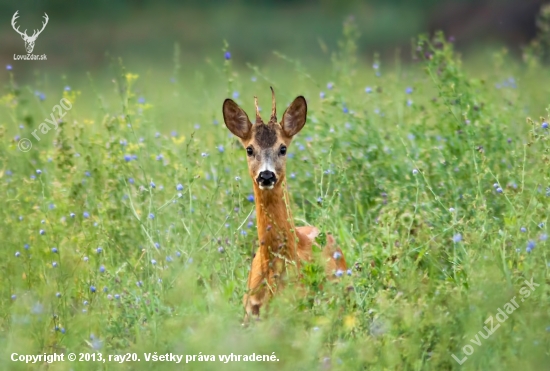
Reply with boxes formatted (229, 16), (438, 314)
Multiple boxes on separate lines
(0, 21), (549, 371)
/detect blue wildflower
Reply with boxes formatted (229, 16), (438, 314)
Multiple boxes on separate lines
(124, 154), (132, 162)
(365, 86), (372, 93)
(335, 269), (344, 277)
(149, 213), (155, 219)
(151, 259), (157, 265)
(40, 229), (46, 235)
(52, 262), (58, 268)
(150, 181), (156, 188)
(15, 251), (20, 257)
(36, 169), (42, 175)
(138, 96), (145, 104)
(453, 233), (462, 243)
(83, 212), (90, 218)
(176, 183), (184, 191)
(90, 286), (96, 293)
(99, 265), (105, 273)
(217, 145), (224, 153)
(405, 87), (413, 94)
(520, 227), (527, 233)
(224, 51), (231, 60)
(526, 240), (536, 253)
(6, 64), (12, 70)
(51, 247), (58, 253)
(542, 122), (548, 129)
(64, 86), (71, 91)
(96, 247), (103, 254)
(327, 82), (334, 90)
(247, 194), (254, 202)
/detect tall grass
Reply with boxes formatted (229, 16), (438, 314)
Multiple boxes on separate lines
(0, 22), (549, 370)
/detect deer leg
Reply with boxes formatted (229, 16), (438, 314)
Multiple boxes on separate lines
(243, 249), (269, 323)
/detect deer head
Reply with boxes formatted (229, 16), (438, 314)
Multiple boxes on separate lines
(11, 11), (49, 54)
(223, 88), (307, 190)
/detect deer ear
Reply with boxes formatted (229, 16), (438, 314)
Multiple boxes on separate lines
(281, 96), (307, 137)
(223, 99), (252, 140)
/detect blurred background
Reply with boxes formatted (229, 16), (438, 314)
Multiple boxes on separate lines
(0, 0), (546, 78)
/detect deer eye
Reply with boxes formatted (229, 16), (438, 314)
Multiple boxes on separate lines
(246, 147), (254, 156)
(279, 146), (287, 156)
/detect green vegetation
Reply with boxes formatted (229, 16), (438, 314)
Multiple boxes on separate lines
(1, 21), (549, 370)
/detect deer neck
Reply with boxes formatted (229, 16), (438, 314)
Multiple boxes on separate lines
(252, 178), (298, 265)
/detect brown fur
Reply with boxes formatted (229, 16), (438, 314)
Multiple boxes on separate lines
(222, 90), (348, 322)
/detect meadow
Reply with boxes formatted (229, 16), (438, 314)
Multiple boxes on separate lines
(1, 23), (549, 370)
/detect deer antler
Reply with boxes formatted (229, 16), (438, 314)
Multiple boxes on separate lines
(254, 96), (262, 122)
(11, 11), (28, 38)
(31, 13), (49, 39)
(270, 86), (277, 122)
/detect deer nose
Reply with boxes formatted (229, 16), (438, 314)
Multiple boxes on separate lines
(259, 171), (275, 180)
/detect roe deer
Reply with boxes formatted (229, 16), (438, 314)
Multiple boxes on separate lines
(222, 88), (348, 322)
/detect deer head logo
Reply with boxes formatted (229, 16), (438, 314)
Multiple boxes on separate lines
(11, 11), (49, 54)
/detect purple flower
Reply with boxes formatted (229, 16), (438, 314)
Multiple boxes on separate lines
(149, 213), (155, 219)
(247, 194), (254, 202)
(138, 96), (145, 104)
(176, 184), (184, 191)
(151, 259), (157, 265)
(320, 91), (326, 99)
(405, 87), (413, 94)
(36, 169), (42, 175)
(90, 285), (96, 293)
(51, 247), (58, 253)
(150, 181), (156, 188)
(64, 86), (71, 91)
(124, 154), (132, 162)
(99, 265), (105, 273)
(224, 51), (231, 60)
(520, 227), (527, 233)
(96, 247), (103, 254)
(327, 82), (334, 90)
(365, 87), (372, 93)
(335, 269), (344, 277)
(526, 240), (536, 253)
(6, 65), (12, 71)
(83, 211), (90, 218)
(39, 229), (46, 235)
